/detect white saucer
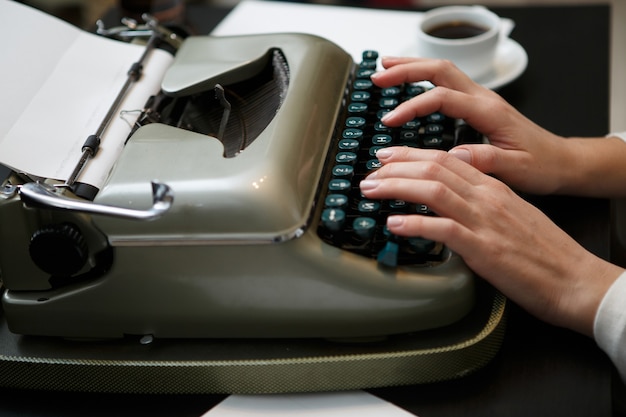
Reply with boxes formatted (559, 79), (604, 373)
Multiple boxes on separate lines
(474, 37), (528, 90)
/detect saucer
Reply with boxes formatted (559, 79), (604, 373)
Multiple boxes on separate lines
(474, 37), (528, 90)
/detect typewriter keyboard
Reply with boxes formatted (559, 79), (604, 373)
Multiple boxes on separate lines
(316, 50), (482, 268)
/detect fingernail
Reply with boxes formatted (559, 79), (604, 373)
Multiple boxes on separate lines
(359, 179), (379, 190)
(449, 148), (471, 164)
(380, 110), (395, 123)
(375, 148), (392, 159)
(387, 216), (405, 228)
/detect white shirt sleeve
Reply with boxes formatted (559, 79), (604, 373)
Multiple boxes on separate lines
(608, 131), (626, 141)
(594, 270), (626, 382)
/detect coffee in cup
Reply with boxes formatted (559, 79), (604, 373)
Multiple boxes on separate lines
(417, 6), (506, 80)
(426, 21), (489, 39)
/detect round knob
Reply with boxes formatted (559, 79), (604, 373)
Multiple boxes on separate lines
(29, 223), (88, 276)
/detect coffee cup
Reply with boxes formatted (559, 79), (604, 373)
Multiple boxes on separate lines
(417, 6), (511, 80)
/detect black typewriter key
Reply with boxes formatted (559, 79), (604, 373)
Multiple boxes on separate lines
(389, 199), (408, 211)
(359, 60), (377, 70)
(416, 204), (431, 215)
(332, 164), (354, 180)
(353, 79), (373, 90)
(342, 128), (363, 140)
(353, 217), (377, 240)
(336, 151), (358, 165)
(348, 102), (368, 115)
(346, 117), (366, 128)
(357, 199), (381, 214)
(328, 178), (352, 193)
(338, 138), (360, 152)
(374, 121), (390, 132)
(423, 136), (443, 148)
(321, 208), (346, 232)
(427, 112), (445, 123)
(325, 194), (349, 209)
(403, 119), (421, 129)
(333, 164), (354, 180)
(377, 109), (392, 120)
(400, 130), (418, 142)
(381, 86), (401, 97)
(366, 159), (383, 170)
(365, 158), (382, 170)
(425, 124), (444, 135)
(372, 134), (392, 146)
(351, 91), (371, 102)
(369, 146), (384, 157)
(379, 97), (399, 109)
(356, 68), (375, 79)
(362, 50), (379, 60)
(406, 85), (427, 96)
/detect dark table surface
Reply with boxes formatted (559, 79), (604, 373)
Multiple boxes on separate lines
(0, 2), (620, 416)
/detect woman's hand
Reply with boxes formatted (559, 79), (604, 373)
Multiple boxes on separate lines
(360, 147), (623, 336)
(370, 57), (577, 195)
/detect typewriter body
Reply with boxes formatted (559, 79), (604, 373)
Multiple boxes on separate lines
(0, 27), (478, 340)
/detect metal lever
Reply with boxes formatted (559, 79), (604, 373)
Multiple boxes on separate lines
(215, 84), (231, 142)
(96, 15), (183, 50)
(19, 181), (173, 221)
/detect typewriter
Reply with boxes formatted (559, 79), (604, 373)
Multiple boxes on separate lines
(0, 15), (493, 341)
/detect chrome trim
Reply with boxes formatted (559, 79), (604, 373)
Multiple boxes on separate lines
(19, 181), (173, 221)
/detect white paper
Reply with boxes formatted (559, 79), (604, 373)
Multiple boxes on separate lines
(201, 391), (418, 417)
(211, 0), (423, 63)
(0, 0), (173, 189)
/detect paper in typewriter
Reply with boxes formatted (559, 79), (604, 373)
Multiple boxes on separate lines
(211, 0), (423, 63)
(0, 0), (173, 189)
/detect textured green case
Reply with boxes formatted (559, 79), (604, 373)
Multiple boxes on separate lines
(0, 285), (505, 394)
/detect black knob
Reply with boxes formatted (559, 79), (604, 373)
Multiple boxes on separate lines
(29, 223), (88, 276)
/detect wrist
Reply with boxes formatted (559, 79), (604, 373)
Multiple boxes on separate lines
(556, 137), (626, 197)
(562, 256), (623, 336)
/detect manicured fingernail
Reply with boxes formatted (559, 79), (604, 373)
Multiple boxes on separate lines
(359, 180), (379, 190)
(449, 148), (471, 164)
(375, 148), (392, 159)
(380, 110), (395, 123)
(387, 216), (405, 228)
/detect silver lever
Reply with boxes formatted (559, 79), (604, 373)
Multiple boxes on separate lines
(96, 15), (183, 50)
(19, 181), (173, 221)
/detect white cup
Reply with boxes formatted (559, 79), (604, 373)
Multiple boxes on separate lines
(417, 6), (507, 80)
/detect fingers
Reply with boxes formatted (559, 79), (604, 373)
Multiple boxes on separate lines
(360, 174), (471, 221)
(379, 86), (495, 130)
(373, 57), (482, 93)
(373, 147), (488, 189)
(449, 144), (517, 176)
(373, 79), (509, 134)
(371, 58), (513, 135)
(385, 214), (474, 254)
(360, 147), (489, 222)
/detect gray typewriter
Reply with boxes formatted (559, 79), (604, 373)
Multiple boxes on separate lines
(0, 16), (498, 344)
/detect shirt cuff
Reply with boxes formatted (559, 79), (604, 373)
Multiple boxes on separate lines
(607, 131), (626, 141)
(594, 270), (626, 382)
